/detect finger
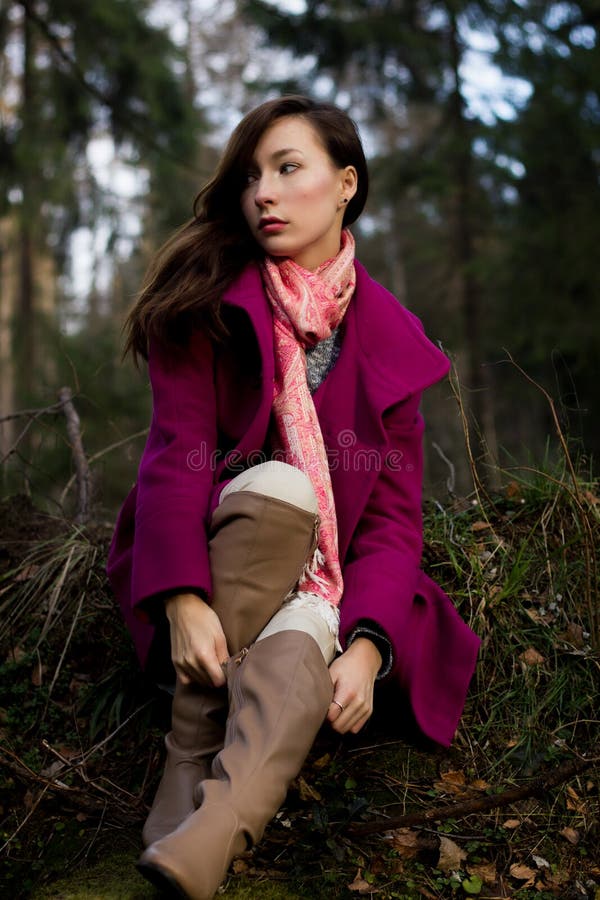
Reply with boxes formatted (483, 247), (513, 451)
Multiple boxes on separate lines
(176, 666), (192, 685)
(331, 699), (372, 734)
(214, 632), (229, 667)
(201, 654), (226, 688)
(327, 696), (346, 723)
(350, 713), (371, 734)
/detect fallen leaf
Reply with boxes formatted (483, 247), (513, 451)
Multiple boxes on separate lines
(525, 607), (547, 625)
(40, 760), (64, 779)
(312, 753), (331, 769)
(472, 520), (492, 532)
(348, 869), (379, 894)
(532, 854), (550, 869)
(434, 769), (467, 794)
(505, 481), (523, 500)
(440, 769), (466, 786)
(232, 859), (248, 874)
(437, 836), (467, 872)
(566, 794), (586, 812)
(560, 826), (579, 844)
(470, 779), (489, 791)
(503, 818), (521, 829)
(560, 622), (585, 648)
(297, 776), (321, 802)
(389, 858), (404, 875)
(509, 863), (536, 887)
(369, 857), (386, 876)
(519, 647), (545, 667)
(583, 489), (599, 506)
(389, 828), (419, 858)
(467, 861), (497, 884)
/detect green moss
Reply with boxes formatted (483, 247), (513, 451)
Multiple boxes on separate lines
(31, 850), (324, 899)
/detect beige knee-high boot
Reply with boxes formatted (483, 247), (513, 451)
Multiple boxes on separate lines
(141, 491), (319, 848)
(137, 630), (333, 900)
(142, 680), (226, 848)
(208, 490), (319, 654)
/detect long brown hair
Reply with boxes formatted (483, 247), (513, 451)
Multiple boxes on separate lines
(124, 96), (369, 363)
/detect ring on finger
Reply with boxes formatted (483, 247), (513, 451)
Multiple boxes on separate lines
(332, 699), (345, 712)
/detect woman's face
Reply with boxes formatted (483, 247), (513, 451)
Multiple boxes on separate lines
(240, 116), (357, 271)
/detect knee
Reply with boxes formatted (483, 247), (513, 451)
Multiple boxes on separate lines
(222, 461), (318, 514)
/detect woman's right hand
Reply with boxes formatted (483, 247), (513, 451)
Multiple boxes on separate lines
(165, 593), (229, 687)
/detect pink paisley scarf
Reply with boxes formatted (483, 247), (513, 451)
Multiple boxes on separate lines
(261, 229), (356, 609)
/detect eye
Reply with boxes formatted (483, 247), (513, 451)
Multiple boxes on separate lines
(244, 172), (258, 185)
(280, 162), (299, 175)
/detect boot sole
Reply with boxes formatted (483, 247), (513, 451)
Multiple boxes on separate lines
(136, 860), (189, 898)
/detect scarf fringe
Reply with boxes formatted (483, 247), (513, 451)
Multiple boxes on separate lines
(300, 547), (329, 588)
(281, 590), (342, 649)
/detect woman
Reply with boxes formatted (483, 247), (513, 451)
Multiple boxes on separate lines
(107, 95), (480, 899)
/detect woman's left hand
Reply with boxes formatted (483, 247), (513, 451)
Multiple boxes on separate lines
(327, 637), (382, 734)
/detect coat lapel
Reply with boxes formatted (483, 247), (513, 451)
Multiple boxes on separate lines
(218, 258), (450, 559)
(314, 261), (450, 559)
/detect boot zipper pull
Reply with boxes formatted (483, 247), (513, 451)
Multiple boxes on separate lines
(235, 647), (249, 666)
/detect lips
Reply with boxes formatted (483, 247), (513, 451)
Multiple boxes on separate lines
(259, 216), (287, 232)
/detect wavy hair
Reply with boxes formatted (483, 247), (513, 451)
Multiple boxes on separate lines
(124, 96), (369, 363)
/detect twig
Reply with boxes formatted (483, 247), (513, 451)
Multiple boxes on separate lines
(0, 783), (51, 854)
(447, 362), (495, 510)
(0, 399), (69, 423)
(59, 427), (148, 509)
(349, 755), (597, 836)
(0, 398), (71, 465)
(431, 441), (456, 496)
(58, 387), (91, 524)
(0, 748), (143, 822)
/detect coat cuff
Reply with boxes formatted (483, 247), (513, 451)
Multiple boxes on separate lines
(347, 619), (394, 680)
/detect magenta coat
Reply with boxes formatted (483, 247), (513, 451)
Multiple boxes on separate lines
(106, 260), (480, 747)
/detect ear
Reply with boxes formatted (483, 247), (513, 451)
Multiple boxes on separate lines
(340, 166), (358, 202)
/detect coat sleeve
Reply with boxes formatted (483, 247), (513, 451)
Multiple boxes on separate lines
(130, 329), (218, 619)
(339, 391), (425, 656)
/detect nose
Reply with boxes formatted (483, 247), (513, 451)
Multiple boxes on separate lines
(253, 173), (277, 208)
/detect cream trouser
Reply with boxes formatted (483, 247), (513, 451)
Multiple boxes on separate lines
(218, 461), (337, 664)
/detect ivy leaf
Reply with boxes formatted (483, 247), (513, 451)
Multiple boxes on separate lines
(462, 874), (483, 895)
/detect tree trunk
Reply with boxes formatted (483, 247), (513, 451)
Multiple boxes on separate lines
(17, 4), (36, 404)
(447, 10), (500, 485)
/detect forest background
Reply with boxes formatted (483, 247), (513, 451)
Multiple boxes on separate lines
(1, 3), (599, 898)
(1, 0), (598, 515)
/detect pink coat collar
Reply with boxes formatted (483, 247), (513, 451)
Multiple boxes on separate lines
(220, 259), (450, 453)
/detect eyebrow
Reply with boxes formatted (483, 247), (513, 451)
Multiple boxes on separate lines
(269, 147), (305, 161)
(246, 147), (305, 171)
